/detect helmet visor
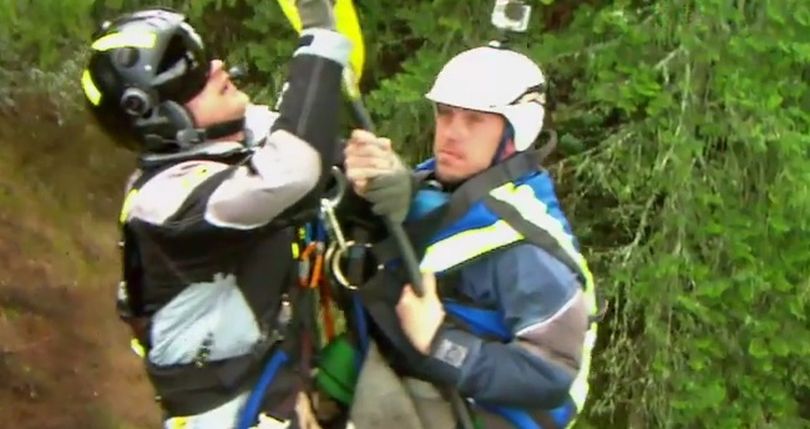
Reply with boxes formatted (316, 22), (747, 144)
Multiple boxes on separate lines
(153, 28), (210, 103)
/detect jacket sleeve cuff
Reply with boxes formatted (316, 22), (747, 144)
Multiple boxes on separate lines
(425, 327), (483, 386)
(294, 28), (352, 68)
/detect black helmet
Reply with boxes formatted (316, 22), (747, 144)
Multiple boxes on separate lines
(82, 8), (235, 153)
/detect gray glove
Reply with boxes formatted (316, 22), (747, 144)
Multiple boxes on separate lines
(296, 0), (336, 30)
(364, 165), (413, 224)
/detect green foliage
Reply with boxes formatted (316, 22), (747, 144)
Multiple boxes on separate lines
(2, 0), (809, 427)
(0, 0), (96, 69)
(548, 1), (810, 427)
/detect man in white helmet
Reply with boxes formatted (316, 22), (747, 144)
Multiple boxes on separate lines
(341, 45), (600, 429)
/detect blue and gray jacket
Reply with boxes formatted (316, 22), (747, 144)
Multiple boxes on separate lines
(363, 150), (600, 429)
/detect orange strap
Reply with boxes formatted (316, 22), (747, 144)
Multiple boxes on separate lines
(299, 240), (336, 342)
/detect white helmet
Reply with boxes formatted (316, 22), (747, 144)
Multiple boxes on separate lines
(425, 46), (547, 151)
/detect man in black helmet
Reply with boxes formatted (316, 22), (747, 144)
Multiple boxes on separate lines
(81, 3), (350, 428)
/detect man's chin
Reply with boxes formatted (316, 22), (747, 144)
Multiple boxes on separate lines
(435, 167), (465, 185)
(235, 94), (250, 114)
(227, 104), (249, 123)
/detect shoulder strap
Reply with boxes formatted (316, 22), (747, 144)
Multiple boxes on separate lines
(116, 163), (180, 352)
(117, 162), (177, 318)
(483, 194), (584, 282)
(535, 129), (557, 165)
(443, 149), (543, 223)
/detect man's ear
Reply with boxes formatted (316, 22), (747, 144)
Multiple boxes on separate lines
(500, 120), (518, 159)
(501, 141), (518, 161)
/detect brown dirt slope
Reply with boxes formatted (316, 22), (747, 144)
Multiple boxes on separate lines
(0, 95), (160, 428)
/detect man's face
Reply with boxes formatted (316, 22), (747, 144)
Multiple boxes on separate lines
(433, 103), (507, 184)
(184, 59), (250, 129)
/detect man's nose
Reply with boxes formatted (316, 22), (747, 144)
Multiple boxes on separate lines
(442, 115), (465, 142)
(209, 59), (225, 74)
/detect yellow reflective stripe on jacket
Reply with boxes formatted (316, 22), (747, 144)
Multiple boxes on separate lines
(569, 325), (597, 412)
(165, 416), (189, 429)
(131, 338), (147, 358)
(419, 219), (522, 272)
(489, 181), (598, 412)
(92, 31), (157, 51)
(489, 182), (600, 316)
(488, 183), (580, 268)
(422, 180), (598, 415)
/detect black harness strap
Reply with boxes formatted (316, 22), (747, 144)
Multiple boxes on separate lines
(117, 157), (313, 418)
(443, 149), (543, 223)
(144, 268), (304, 417)
(482, 195), (583, 281)
(118, 165), (175, 349)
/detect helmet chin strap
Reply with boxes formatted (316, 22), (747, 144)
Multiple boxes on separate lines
(203, 117), (246, 141)
(490, 122), (515, 166)
(174, 117), (247, 147)
(143, 116), (248, 157)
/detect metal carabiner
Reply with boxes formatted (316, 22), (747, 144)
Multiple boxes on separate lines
(325, 239), (355, 290)
(320, 167), (349, 252)
(326, 240), (378, 291)
(319, 167), (382, 291)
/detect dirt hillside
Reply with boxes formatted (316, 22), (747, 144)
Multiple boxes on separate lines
(0, 95), (161, 429)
